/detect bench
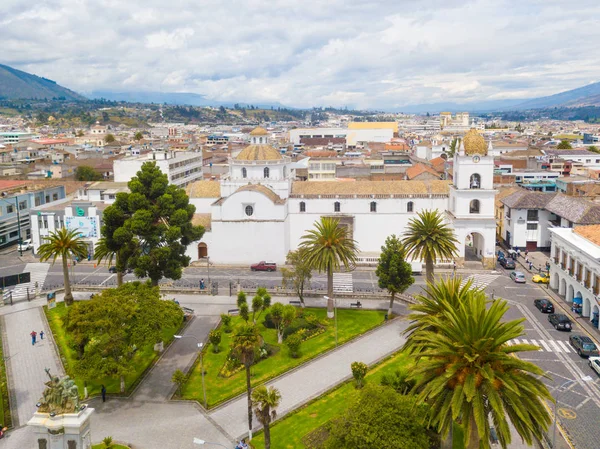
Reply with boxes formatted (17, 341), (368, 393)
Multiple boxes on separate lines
(350, 301), (363, 309)
(228, 308), (239, 315)
(289, 300), (302, 306)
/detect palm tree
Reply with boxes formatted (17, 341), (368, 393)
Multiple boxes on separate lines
(38, 228), (88, 306)
(251, 385), (281, 449)
(406, 280), (552, 449)
(299, 217), (358, 318)
(231, 323), (263, 434)
(402, 209), (459, 284)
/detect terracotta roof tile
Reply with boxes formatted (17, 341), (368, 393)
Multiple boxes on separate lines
(186, 180), (221, 198)
(405, 163), (441, 180)
(574, 225), (600, 247)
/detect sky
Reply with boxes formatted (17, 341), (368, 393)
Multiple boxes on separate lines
(2, 0), (600, 109)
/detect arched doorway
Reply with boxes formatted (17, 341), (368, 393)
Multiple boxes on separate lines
(464, 232), (485, 264)
(198, 242), (208, 259)
(551, 273), (559, 289)
(582, 296), (591, 317)
(592, 304), (599, 329)
(567, 284), (574, 302)
(559, 278), (566, 296)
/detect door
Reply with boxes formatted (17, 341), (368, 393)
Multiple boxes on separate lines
(526, 241), (537, 251)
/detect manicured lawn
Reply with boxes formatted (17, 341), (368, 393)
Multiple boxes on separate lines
(45, 302), (179, 397)
(0, 330), (10, 427)
(251, 350), (413, 449)
(182, 308), (386, 407)
(92, 444), (130, 449)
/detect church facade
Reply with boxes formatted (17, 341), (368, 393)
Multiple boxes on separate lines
(186, 128), (497, 268)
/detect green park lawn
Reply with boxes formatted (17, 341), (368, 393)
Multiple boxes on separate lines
(0, 330), (10, 427)
(181, 308), (386, 408)
(92, 444), (130, 449)
(251, 350), (413, 449)
(45, 302), (180, 397)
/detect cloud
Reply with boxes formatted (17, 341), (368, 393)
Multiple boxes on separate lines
(1, 0), (599, 109)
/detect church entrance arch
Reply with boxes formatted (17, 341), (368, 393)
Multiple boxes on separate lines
(198, 242), (208, 259)
(464, 232), (485, 265)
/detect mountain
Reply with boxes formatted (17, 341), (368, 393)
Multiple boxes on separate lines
(0, 63), (85, 101)
(511, 81), (600, 110)
(396, 99), (528, 114)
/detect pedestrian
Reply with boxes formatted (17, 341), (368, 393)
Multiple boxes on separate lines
(30, 330), (37, 346)
(529, 261), (533, 270)
(525, 249), (529, 257)
(200, 279), (205, 290)
(525, 256), (529, 264)
(40, 330), (44, 340)
(538, 266), (542, 274)
(516, 248), (521, 258)
(101, 384), (106, 403)
(453, 261), (456, 273)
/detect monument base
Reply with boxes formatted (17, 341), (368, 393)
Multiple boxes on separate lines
(27, 407), (94, 449)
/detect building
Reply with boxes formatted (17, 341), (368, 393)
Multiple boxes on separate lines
(113, 149), (203, 187)
(439, 112), (470, 130)
(0, 132), (39, 145)
(0, 183), (66, 249)
(289, 127), (393, 146)
(347, 122), (398, 134)
(549, 226), (600, 330)
(186, 128), (496, 268)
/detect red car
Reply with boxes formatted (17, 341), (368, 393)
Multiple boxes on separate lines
(250, 261), (277, 272)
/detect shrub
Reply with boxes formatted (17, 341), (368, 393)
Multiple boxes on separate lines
(102, 436), (113, 448)
(380, 369), (415, 395)
(351, 361), (368, 389)
(240, 302), (250, 322)
(220, 313), (232, 333)
(285, 334), (303, 358)
(208, 329), (222, 353)
(237, 291), (247, 307)
(171, 369), (186, 396)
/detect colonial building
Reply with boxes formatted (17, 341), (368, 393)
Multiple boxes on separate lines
(186, 128), (497, 268)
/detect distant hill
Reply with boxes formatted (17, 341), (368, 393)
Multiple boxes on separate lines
(0, 63), (85, 101)
(511, 81), (600, 110)
(396, 99), (528, 114)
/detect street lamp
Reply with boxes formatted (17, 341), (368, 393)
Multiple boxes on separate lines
(193, 438), (227, 448)
(324, 296), (337, 346)
(174, 335), (207, 409)
(0, 196), (22, 256)
(552, 376), (592, 448)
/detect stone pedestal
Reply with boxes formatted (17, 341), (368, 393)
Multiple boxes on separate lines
(27, 407), (94, 449)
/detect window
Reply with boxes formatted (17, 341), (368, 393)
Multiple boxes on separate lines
(470, 173), (481, 189)
(245, 205), (254, 216)
(9, 231), (17, 238)
(527, 210), (539, 221)
(407, 201), (414, 212)
(6, 205), (14, 214)
(299, 202), (306, 212)
(52, 193), (58, 201)
(334, 201), (341, 212)
(469, 199), (480, 214)
(527, 223), (538, 230)
(506, 207), (511, 218)
(370, 201), (377, 212)
(19, 201), (27, 210)
(242, 167), (247, 178)
(264, 167), (270, 178)
(45, 195), (50, 203)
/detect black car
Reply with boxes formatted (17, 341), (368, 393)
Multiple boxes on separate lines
(108, 266), (133, 274)
(499, 258), (516, 269)
(569, 335), (599, 357)
(548, 313), (573, 331)
(534, 298), (555, 313)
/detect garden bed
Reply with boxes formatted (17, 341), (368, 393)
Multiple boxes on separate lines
(181, 307), (386, 408)
(0, 328), (11, 428)
(45, 302), (180, 397)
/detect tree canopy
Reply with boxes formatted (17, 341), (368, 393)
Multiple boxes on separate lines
(75, 165), (103, 181)
(65, 282), (183, 392)
(281, 249), (312, 305)
(100, 161), (204, 285)
(376, 235), (414, 315)
(557, 139), (572, 149)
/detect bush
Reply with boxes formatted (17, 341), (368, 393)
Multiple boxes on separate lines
(171, 369), (186, 396)
(220, 314), (232, 333)
(285, 334), (303, 358)
(237, 291), (247, 307)
(102, 436), (113, 448)
(351, 361), (368, 389)
(380, 369), (415, 395)
(208, 329), (222, 353)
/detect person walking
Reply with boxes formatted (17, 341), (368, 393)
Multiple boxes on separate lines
(40, 330), (44, 340)
(30, 330), (37, 346)
(101, 384), (106, 403)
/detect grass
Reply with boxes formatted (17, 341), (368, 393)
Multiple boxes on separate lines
(251, 350), (413, 449)
(182, 308), (386, 407)
(45, 302), (179, 397)
(92, 444), (130, 449)
(0, 329), (10, 428)
(554, 134), (581, 140)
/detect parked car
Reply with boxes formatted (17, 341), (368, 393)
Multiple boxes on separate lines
(534, 298), (555, 313)
(500, 258), (516, 269)
(108, 266), (133, 274)
(589, 357), (600, 376)
(569, 335), (599, 357)
(510, 271), (526, 283)
(18, 239), (32, 251)
(548, 313), (573, 331)
(532, 274), (550, 284)
(497, 250), (505, 261)
(250, 261), (277, 272)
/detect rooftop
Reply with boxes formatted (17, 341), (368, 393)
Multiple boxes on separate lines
(501, 190), (556, 209)
(249, 127), (269, 136)
(185, 180), (221, 198)
(574, 225), (600, 248)
(235, 184), (285, 204)
(546, 193), (600, 224)
(405, 163), (441, 180)
(235, 144), (282, 161)
(544, 149), (596, 157)
(552, 226), (600, 258)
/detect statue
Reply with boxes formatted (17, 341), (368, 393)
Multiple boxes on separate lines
(37, 368), (80, 414)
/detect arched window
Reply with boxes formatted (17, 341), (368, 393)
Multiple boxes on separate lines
(334, 201), (341, 212)
(242, 167), (247, 178)
(245, 205), (254, 216)
(259, 137), (263, 144)
(407, 201), (414, 212)
(470, 173), (481, 189)
(299, 201), (306, 212)
(470, 199), (480, 214)
(370, 201), (377, 212)
(264, 167), (270, 178)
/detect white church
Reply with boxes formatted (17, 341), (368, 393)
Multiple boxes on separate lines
(186, 127), (497, 269)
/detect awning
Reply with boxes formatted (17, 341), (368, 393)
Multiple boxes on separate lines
(573, 296), (583, 305)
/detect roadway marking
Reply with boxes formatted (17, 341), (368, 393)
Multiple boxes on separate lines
(558, 408), (577, 419)
(538, 340), (552, 352)
(575, 397), (592, 410)
(549, 340), (563, 353)
(557, 341), (571, 353)
(99, 274), (115, 286)
(78, 266), (104, 283)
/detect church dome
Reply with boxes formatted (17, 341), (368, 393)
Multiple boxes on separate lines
(249, 126), (269, 136)
(463, 129), (487, 156)
(235, 144), (283, 161)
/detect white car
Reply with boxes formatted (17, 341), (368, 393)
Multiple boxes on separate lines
(589, 357), (600, 376)
(18, 239), (32, 251)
